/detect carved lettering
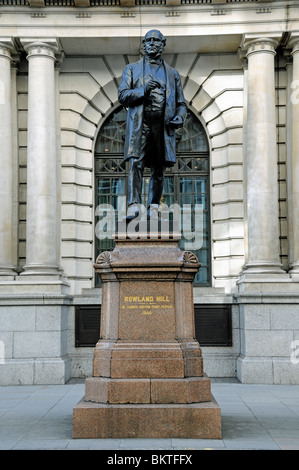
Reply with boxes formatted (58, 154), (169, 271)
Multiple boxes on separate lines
(121, 293), (173, 313)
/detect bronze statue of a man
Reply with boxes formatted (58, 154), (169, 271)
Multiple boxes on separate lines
(118, 29), (187, 221)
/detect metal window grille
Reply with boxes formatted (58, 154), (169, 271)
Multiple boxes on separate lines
(194, 304), (232, 346)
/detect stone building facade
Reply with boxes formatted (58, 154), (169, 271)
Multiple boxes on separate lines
(0, 0), (299, 385)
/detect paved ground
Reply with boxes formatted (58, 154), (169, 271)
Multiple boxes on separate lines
(0, 378), (299, 450)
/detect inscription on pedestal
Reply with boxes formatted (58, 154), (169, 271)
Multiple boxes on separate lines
(122, 294), (173, 316)
(119, 282), (176, 340)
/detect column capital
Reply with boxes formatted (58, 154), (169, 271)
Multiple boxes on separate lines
(20, 38), (60, 61)
(240, 34), (281, 57)
(0, 37), (18, 61)
(288, 34), (299, 55)
(0, 44), (12, 60)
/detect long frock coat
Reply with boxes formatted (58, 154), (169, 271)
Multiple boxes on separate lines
(118, 57), (187, 167)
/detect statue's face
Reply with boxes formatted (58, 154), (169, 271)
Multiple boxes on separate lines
(143, 30), (165, 58)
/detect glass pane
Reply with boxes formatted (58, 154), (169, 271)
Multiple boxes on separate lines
(176, 111), (208, 153)
(98, 178), (110, 194)
(194, 178), (206, 194)
(195, 266), (208, 284)
(198, 248), (209, 265)
(111, 178), (125, 195)
(95, 107), (127, 154)
(200, 231), (209, 248)
(180, 194), (193, 206)
(163, 176), (174, 195)
(180, 178), (193, 194)
(160, 176), (174, 209)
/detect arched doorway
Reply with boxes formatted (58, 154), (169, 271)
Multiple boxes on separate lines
(94, 106), (211, 286)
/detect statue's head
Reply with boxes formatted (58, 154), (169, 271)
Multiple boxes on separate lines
(142, 30), (166, 58)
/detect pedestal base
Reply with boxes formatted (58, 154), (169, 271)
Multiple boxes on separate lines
(73, 236), (221, 438)
(73, 398), (221, 439)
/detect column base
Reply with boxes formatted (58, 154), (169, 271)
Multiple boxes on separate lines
(237, 262), (293, 293)
(73, 398), (221, 439)
(20, 263), (63, 276)
(0, 275), (70, 295)
(240, 261), (287, 275)
(288, 262), (299, 281)
(237, 278), (299, 293)
(0, 265), (17, 280)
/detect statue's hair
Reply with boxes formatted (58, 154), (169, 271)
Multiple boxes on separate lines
(142, 30), (166, 47)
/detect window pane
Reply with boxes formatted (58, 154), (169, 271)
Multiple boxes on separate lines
(176, 111), (209, 153)
(196, 266), (208, 284)
(194, 178), (206, 194)
(98, 178), (110, 194)
(163, 176), (174, 194)
(180, 194), (193, 206)
(95, 108), (127, 154)
(111, 178), (125, 195)
(180, 178), (193, 194)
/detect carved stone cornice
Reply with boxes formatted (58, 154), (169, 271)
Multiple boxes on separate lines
(0, 0), (278, 5)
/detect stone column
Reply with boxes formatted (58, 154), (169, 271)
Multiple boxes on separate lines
(21, 41), (60, 276)
(0, 42), (17, 278)
(240, 38), (286, 281)
(289, 38), (299, 278)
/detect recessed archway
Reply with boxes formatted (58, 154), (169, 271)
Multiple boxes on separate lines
(93, 105), (211, 286)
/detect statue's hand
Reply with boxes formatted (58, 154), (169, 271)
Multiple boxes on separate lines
(169, 115), (183, 129)
(145, 78), (161, 95)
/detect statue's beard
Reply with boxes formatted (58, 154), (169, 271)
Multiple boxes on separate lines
(144, 45), (164, 59)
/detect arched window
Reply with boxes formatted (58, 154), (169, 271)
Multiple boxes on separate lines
(94, 107), (210, 285)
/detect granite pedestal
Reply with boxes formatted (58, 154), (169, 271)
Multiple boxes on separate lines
(73, 232), (221, 438)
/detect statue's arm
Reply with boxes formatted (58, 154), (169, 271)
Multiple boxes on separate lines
(169, 71), (187, 128)
(118, 65), (144, 107)
(175, 72), (187, 120)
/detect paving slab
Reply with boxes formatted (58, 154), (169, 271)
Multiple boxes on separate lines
(0, 380), (298, 450)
